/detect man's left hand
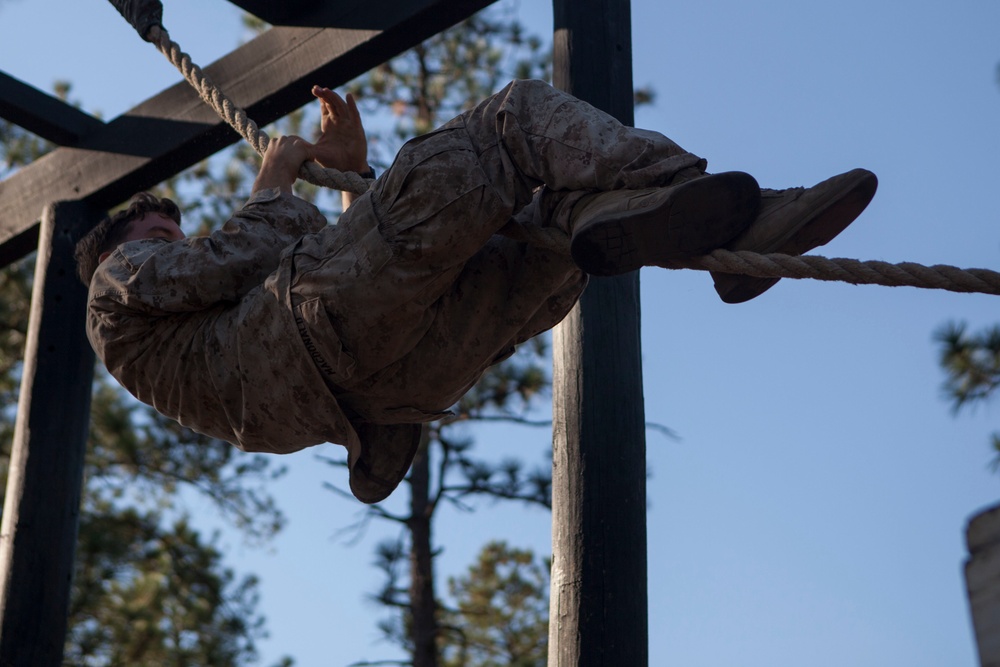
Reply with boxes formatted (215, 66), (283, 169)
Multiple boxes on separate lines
(311, 86), (369, 175)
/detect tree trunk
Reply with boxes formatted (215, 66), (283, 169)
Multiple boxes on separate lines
(409, 432), (439, 667)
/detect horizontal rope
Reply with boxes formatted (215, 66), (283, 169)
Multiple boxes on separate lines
(674, 250), (1000, 296)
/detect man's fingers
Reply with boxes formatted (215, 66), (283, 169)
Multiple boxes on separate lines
(312, 85), (335, 101)
(314, 86), (362, 127)
(346, 93), (361, 121)
(313, 86), (348, 116)
(268, 134), (316, 163)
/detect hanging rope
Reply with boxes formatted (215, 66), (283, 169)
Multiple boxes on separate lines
(145, 25), (373, 194)
(131, 19), (574, 246)
(109, 3), (1000, 298)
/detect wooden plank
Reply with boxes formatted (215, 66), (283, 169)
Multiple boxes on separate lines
(0, 200), (99, 667)
(0, 0), (496, 268)
(549, 0), (648, 665)
(0, 72), (105, 145)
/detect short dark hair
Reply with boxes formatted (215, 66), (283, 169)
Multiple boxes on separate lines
(74, 192), (181, 285)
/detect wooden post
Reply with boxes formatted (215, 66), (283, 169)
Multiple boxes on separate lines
(965, 502), (1000, 667)
(0, 201), (98, 666)
(549, 1), (648, 665)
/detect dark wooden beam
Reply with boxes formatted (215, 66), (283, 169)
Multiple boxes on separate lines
(550, 0), (648, 665)
(0, 72), (105, 146)
(0, 0), (495, 268)
(227, 0), (488, 30)
(0, 200), (99, 667)
(225, 0), (317, 25)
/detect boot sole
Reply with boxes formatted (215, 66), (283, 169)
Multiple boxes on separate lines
(571, 172), (761, 276)
(713, 169), (878, 303)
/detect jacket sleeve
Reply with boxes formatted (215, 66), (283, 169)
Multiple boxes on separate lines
(91, 189), (328, 314)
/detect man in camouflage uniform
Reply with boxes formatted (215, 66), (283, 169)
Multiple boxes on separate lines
(76, 79), (877, 503)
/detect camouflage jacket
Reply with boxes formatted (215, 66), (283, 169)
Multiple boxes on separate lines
(86, 190), (416, 503)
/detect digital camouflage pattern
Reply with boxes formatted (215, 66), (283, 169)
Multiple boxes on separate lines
(87, 80), (706, 502)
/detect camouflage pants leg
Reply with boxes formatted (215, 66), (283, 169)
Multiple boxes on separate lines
(289, 79), (704, 421)
(460, 78), (706, 213)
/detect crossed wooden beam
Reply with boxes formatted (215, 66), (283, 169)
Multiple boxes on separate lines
(0, 0), (495, 267)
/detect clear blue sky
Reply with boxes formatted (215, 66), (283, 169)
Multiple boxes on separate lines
(2, 1), (999, 665)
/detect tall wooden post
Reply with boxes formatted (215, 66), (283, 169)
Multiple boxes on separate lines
(0, 201), (98, 666)
(549, 1), (648, 665)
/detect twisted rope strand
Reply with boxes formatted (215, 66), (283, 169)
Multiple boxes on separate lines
(147, 26), (372, 194)
(676, 250), (1000, 296)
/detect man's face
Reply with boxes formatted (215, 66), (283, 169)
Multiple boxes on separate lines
(122, 212), (186, 244)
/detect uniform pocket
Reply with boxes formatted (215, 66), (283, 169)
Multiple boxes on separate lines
(292, 296), (357, 388)
(114, 239), (167, 273)
(338, 192), (393, 277)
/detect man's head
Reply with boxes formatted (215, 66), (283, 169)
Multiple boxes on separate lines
(74, 192), (184, 285)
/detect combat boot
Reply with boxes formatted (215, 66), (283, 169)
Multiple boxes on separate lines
(712, 168), (878, 303)
(570, 171), (761, 276)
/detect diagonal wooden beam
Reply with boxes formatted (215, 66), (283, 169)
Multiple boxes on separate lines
(0, 72), (106, 146)
(0, 0), (495, 268)
(227, 0), (487, 30)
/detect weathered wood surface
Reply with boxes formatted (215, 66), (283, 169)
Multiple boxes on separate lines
(0, 201), (99, 667)
(549, 0), (648, 665)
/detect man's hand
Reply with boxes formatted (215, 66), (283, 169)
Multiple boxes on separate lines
(249, 86), (369, 202)
(311, 86), (369, 174)
(252, 135), (316, 195)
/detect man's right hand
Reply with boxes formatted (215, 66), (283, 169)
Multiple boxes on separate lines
(252, 135), (316, 195)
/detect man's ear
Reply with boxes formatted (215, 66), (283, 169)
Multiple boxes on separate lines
(99, 250), (112, 264)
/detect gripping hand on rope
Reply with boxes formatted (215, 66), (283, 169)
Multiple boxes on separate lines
(252, 136), (317, 196)
(311, 86), (371, 209)
(252, 87), (370, 206)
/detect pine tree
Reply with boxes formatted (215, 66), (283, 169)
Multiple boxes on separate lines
(442, 541), (549, 667)
(935, 321), (1000, 470)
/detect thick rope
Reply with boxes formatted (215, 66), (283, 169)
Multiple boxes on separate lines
(675, 251), (1000, 296)
(146, 26), (373, 194)
(139, 28), (1000, 297)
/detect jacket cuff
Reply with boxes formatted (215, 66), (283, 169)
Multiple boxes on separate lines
(244, 187), (282, 207)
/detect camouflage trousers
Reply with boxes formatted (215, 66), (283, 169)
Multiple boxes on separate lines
(289, 79), (706, 423)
